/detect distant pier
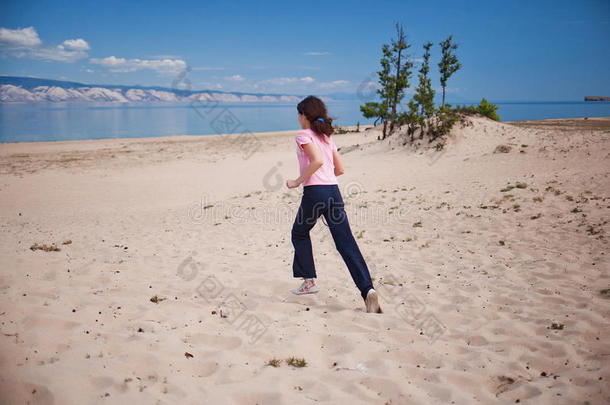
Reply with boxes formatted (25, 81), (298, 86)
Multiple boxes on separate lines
(585, 96), (610, 101)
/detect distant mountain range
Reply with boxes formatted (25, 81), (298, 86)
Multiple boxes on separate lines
(0, 76), (306, 103)
(0, 75), (486, 105)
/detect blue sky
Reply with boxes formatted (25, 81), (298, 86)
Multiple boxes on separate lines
(0, 0), (608, 102)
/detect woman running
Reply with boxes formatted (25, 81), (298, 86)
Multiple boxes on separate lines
(285, 95), (382, 313)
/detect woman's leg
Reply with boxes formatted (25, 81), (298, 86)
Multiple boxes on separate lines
(291, 188), (325, 279)
(323, 185), (374, 301)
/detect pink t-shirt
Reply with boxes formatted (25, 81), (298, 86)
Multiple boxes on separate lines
(295, 128), (338, 186)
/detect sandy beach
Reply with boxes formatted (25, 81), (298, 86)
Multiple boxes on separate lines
(0, 115), (609, 404)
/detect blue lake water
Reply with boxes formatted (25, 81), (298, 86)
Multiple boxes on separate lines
(1, 100), (609, 143)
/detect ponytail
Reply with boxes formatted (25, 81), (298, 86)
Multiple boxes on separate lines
(297, 95), (334, 137)
(310, 116), (334, 136)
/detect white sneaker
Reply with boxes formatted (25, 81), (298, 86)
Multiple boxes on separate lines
(291, 278), (319, 295)
(365, 289), (383, 313)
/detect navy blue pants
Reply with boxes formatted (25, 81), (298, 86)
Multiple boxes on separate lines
(291, 184), (374, 301)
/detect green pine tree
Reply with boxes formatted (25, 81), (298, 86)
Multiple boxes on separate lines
(360, 101), (387, 126)
(360, 23), (413, 139)
(387, 23), (413, 136)
(405, 99), (420, 142)
(438, 35), (461, 108)
(413, 41), (436, 137)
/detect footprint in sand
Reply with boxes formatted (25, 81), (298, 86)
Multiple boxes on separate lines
(197, 361), (220, 377)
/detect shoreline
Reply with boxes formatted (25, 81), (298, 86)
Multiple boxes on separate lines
(0, 124), (372, 150)
(1, 116), (609, 149)
(505, 115), (610, 122)
(505, 116), (610, 129)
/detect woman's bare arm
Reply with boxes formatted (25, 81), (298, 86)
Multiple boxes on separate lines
(333, 150), (345, 176)
(286, 142), (323, 188)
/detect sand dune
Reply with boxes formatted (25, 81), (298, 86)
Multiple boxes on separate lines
(0, 116), (609, 404)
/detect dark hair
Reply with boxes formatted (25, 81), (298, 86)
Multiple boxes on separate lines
(297, 95), (334, 137)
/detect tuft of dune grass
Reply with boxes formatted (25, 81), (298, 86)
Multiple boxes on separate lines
(266, 359), (282, 367)
(285, 357), (307, 368)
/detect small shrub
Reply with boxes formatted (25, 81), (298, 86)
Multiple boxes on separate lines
(266, 359), (282, 367)
(453, 98), (500, 121)
(286, 357), (307, 367)
(150, 295), (166, 304)
(477, 98), (500, 121)
(428, 106), (459, 141)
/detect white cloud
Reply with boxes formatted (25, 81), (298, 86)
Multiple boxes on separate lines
(60, 38), (90, 52)
(304, 51), (331, 56)
(90, 55), (126, 67)
(90, 56), (187, 75)
(204, 76), (354, 93)
(318, 80), (350, 88)
(264, 76), (315, 85)
(42, 45), (89, 62)
(192, 73), (353, 94)
(0, 27), (42, 47)
(0, 26), (89, 62)
(148, 54), (182, 59)
(226, 74), (245, 82)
